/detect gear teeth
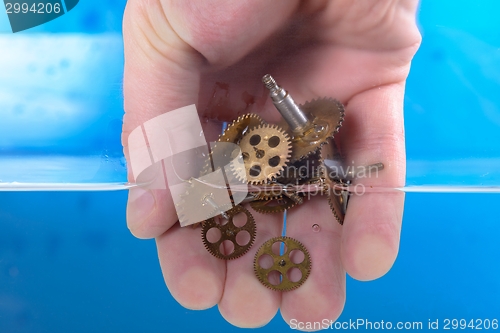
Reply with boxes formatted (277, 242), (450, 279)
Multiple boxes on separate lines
(218, 113), (265, 143)
(280, 97), (345, 162)
(253, 236), (311, 291)
(317, 138), (347, 225)
(328, 191), (345, 225)
(250, 196), (297, 214)
(201, 113), (266, 177)
(201, 205), (257, 260)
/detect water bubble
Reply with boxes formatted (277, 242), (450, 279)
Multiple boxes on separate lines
(312, 224), (321, 232)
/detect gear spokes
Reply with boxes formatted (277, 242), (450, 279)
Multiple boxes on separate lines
(201, 205), (257, 260)
(254, 236), (311, 291)
(231, 124), (292, 185)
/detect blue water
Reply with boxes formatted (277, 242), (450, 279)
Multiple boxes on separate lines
(1, 1), (500, 332)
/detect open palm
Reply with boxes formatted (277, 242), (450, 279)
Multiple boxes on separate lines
(122, 0), (421, 328)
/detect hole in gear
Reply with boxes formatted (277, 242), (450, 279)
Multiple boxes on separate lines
(236, 230), (251, 246)
(286, 267), (303, 283)
(268, 135), (281, 148)
(249, 165), (261, 177)
(206, 227), (221, 243)
(271, 241), (286, 256)
(220, 240), (235, 255)
(232, 212), (247, 227)
(289, 249), (305, 264)
(258, 254), (274, 270)
(267, 270), (282, 286)
(249, 134), (261, 146)
(268, 156), (281, 167)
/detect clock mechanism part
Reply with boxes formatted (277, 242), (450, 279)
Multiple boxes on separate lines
(254, 236), (312, 291)
(176, 74), (386, 291)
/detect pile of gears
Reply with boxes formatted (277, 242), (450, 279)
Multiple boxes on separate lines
(186, 75), (383, 291)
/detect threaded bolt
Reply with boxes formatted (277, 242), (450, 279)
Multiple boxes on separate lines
(262, 74), (310, 133)
(262, 74), (278, 91)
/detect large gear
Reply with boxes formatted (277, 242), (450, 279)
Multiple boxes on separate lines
(280, 98), (345, 162)
(201, 205), (257, 260)
(231, 124), (292, 185)
(254, 236), (311, 291)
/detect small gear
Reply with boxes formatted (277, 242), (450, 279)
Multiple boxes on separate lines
(231, 124), (292, 185)
(250, 196), (297, 214)
(254, 236), (311, 291)
(280, 98), (345, 162)
(201, 205), (257, 260)
(200, 113), (265, 177)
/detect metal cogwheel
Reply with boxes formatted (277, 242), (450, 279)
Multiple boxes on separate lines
(249, 195), (297, 214)
(201, 205), (257, 260)
(319, 138), (348, 225)
(280, 98), (345, 162)
(254, 236), (311, 291)
(200, 113), (265, 177)
(231, 124), (292, 185)
(326, 180), (347, 225)
(219, 113), (265, 143)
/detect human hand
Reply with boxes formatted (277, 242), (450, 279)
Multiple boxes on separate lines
(122, 0), (421, 328)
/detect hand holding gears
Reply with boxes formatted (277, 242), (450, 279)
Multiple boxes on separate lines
(192, 75), (384, 291)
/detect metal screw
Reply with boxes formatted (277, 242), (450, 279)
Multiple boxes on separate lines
(262, 74), (310, 134)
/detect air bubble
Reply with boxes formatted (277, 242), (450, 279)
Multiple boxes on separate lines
(312, 224), (321, 232)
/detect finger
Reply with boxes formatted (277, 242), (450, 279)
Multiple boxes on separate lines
(123, 0), (203, 238)
(218, 208), (282, 328)
(123, 0), (302, 238)
(156, 223), (226, 310)
(163, 0), (300, 67)
(280, 197), (346, 326)
(340, 83), (406, 281)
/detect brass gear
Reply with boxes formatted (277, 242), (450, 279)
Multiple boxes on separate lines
(201, 205), (257, 260)
(324, 178), (348, 225)
(250, 196), (297, 214)
(200, 113), (265, 177)
(231, 124), (292, 185)
(320, 138), (348, 225)
(280, 98), (345, 162)
(219, 113), (265, 143)
(254, 236), (311, 291)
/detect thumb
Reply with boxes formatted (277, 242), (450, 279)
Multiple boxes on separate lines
(122, 0), (201, 238)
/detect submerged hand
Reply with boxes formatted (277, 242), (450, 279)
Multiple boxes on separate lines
(122, 0), (421, 328)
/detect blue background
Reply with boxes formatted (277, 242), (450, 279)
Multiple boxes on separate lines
(1, 0), (499, 332)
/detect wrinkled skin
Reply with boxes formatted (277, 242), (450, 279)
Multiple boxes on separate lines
(122, 0), (421, 329)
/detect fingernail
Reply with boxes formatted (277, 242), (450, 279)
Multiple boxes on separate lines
(127, 188), (156, 229)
